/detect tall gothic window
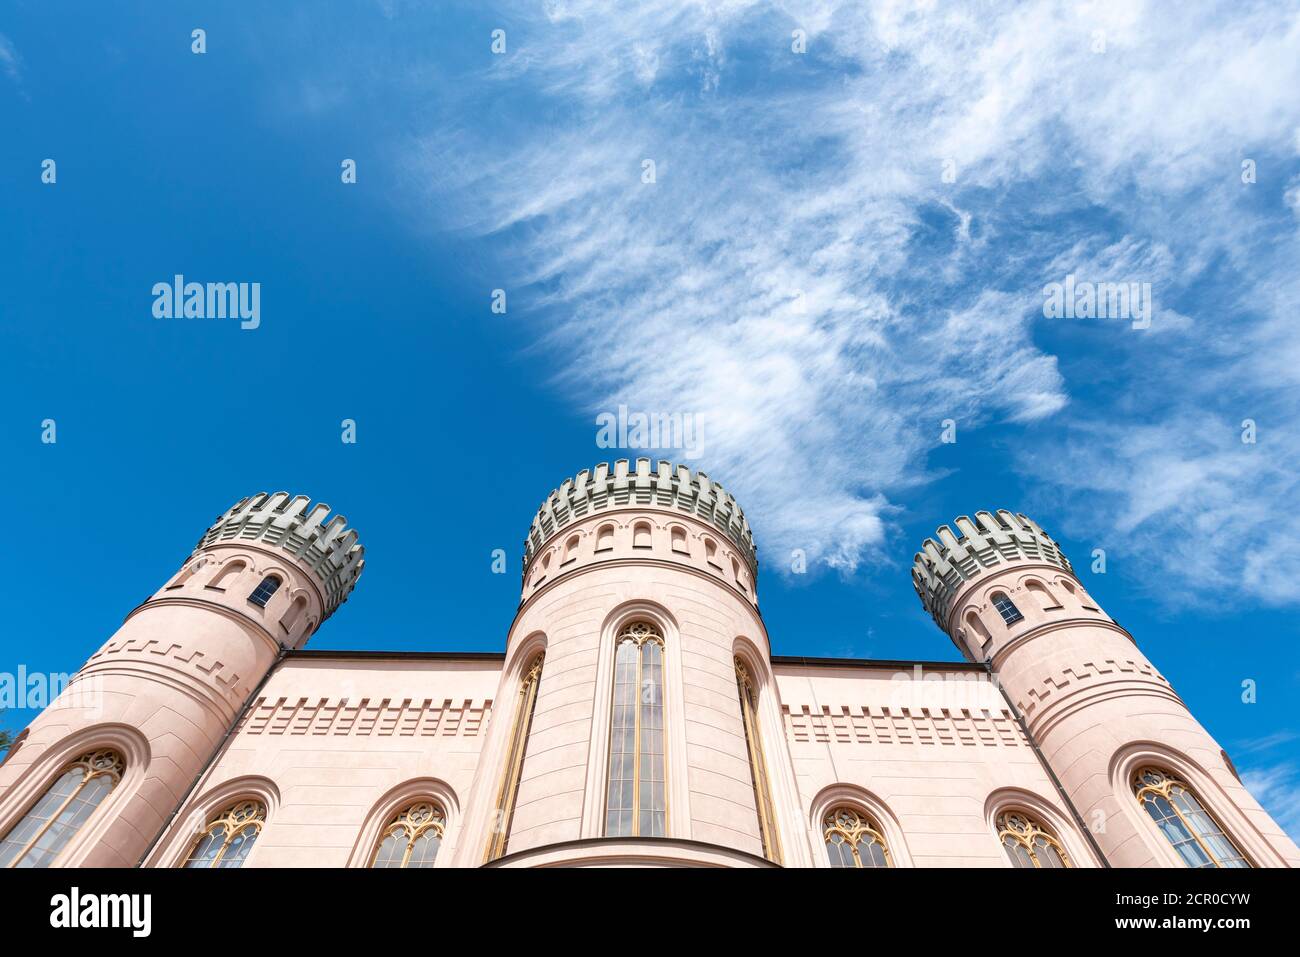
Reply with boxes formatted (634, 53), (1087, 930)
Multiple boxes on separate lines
(605, 621), (665, 837)
(997, 810), (1071, 868)
(248, 575), (281, 607)
(735, 658), (781, 863)
(184, 800), (266, 868)
(0, 749), (125, 868)
(1133, 767), (1250, 868)
(371, 802), (445, 868)
(486, 653), (544, 861)
(823, 807), (892, 868)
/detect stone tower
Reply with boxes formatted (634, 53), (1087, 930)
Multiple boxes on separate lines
(455, 458), (804, 867)
(0, 492), (363, 867)
(911, 510), (1299, 867)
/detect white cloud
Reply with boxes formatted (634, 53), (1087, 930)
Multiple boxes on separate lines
(0, 33), (22, 83)
(1240, 762), (1300, 844)
(416, 0), (1300, 592)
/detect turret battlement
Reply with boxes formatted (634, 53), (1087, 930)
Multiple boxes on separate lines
(911, 510), (1072, 631)
(524, 458), (758, 574)
(193, 492), (365, 619)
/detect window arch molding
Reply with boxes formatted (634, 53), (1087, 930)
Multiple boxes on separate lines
(983, 788), (1095, 868)
(1019, 576), (1062, 612)
(166, 556), (212, 590)
(0, 723), (149, 868)
(1110, 743), (1278, 867)
(149, 775), (280, 868)
(807, 784), (911, 868)
(205, 555), (259, 591)
(731, 640), (791, 864)
(278, 589), (314, 638)
(471, 631), (548, 862)
(580, 602), (690, 840)
(346, 777), (460, 868)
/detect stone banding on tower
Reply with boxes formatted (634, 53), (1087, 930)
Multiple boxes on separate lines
(911, 510), (1072, 633)
(523, 458), (758, 579)
(194, 491), (365, 620)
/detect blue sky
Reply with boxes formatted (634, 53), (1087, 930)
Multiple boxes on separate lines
(1, 2), (1298, 839)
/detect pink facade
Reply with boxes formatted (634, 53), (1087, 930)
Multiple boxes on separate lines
(1, 461), (1295, 868)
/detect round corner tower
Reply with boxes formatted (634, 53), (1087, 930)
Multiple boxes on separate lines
(459, 458), (800, 868)
(0, 492), (363, 867)
(912, 510), (1299, 868)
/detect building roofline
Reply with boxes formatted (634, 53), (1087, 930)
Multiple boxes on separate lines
(282, 649), (979, 670)
(283, 649), (506, 662)
(770, 654), (984, 671)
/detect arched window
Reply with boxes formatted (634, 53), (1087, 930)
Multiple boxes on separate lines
(371, 802), (445, 869)
(248, 575), (281, 608)
(1025, 580), (1060, 612)
(704, 538), (719, 566)
(0, 749), (125, 868)
(167, 558), (207, 590)
(486, 653), (544, 861)
(1133, 767), (1249, 868)
(823, 806), (891, 868)
(562, 535), (580, 563)
(670, 526), (688, 554)
(991, 592), (1023, 625)
(964, 609), (992, 655)
(632, 522), (652, 548)
(280, 595), (308, 633)
(731, 558), (748, 593)
(595, 524), (615, 552)
(533, 552), (552, 585)
(606, 621), (665, 838)
(997, 810), (1071, 868)
(184, 800), (266, 868)
(736, 659), (780, 863)
(207, 560), (245, 591)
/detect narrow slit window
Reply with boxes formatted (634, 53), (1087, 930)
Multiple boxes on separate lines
(736, 659), (781, 863)
(485, 653), (544, 861)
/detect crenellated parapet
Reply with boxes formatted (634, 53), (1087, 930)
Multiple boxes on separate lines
(911, 510), (1072, 632)
(524, 458), (757, 575)
(193, 492), (365, 619)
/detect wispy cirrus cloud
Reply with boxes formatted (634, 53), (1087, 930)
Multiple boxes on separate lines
(1240, 761), (1300, 843)
(414, 0), (1300, 595)
(0, 33), (23, 84)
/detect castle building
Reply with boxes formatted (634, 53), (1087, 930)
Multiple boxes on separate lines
(1, 459), (1295, 868)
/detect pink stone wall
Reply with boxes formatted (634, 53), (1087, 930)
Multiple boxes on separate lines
(775, 662), (1101, 867)
(145, 656), (501, 867)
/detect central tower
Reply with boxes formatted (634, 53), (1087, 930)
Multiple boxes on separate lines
(457, 458), (802, 867)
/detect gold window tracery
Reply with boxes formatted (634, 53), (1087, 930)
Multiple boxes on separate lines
(996, 810), (1071, 868)
(1133, 766), (1249, 868)
(823, 806), (891, 868)
(184, 800), (266, 868)
(372, 801), (445, 868)
(0, 749), (125, 868)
